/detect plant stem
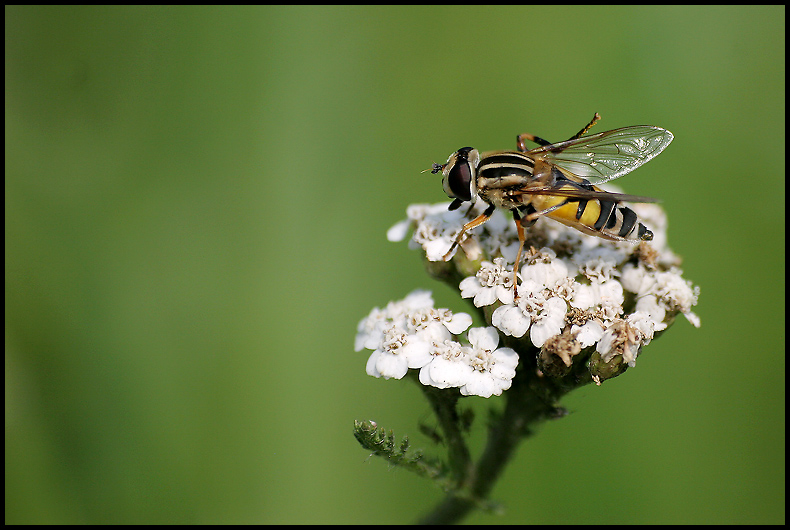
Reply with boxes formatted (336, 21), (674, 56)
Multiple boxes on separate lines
(416, 359), (575, 524)
(417, 382), (472, 483)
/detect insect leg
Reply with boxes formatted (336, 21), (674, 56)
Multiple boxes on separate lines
(517, 133), (552, 151)
(567, 112), (601, 141)
(442, 204), (496, 261)
(522, 199), (571, 223)
(510, 201), (568, 301)
(511, 210), (528, 301)
(517, 112), (602, 151)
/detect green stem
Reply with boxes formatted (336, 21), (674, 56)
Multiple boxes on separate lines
(416, 360), (573, 524)
(417, 381), (472, 483)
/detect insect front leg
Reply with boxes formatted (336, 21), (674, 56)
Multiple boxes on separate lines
(442, 204), (496, 261)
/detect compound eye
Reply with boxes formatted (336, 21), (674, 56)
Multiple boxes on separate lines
(447, 162), (473, 202)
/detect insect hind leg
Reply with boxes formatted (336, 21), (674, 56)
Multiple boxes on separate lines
(568, 112), (601, 141)
(517, 112), (602, 151)
(510, 204), (548, 301)
(522, 199), (571, 223)
(517, 133), (552, 152)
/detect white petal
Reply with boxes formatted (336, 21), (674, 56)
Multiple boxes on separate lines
(375, 352), (409, 379)
(575, 321), (604, 348)
(685, 311), (701, 328)
(402, 289), (434, 310)
(474, 287), (497, 307)
(571, 284), (596, 309)
(387, 219), (410, 242)
(366, 350), (383, 377)
(402, 339), (433, 369)
(459, 276), (481, 298)
(418, 364), (443, 387)
(468, 326), (500, 350)
(428, 358), (471, 388)
(418, 322), (451, 343)
(492, 347), (519, 369)
(424, 238), (452, 261)
(355, 332), (368, 352)
(496, 285), (514, 305)
(444, 312), (473, 334)
(597, 281), (624, 306)
(596, 331), (615, 355)
(530, 322), (559, 348)
(635, 295), (666, 325)
(492, 305), (530, 338)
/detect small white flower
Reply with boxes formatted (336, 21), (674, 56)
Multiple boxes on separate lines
(403, 204), (469, 261)
(620, 263), (656, 296)
(491, 287), (567, 348)
(459, 257), (514, 307)
(366, 324), (432, 380)
(621, 264), (700, 328)
(579, 256), (619, 283)
(634, 295), (668, 332)
(519, 248), (571, 289)
(653, 268), (700, 315)
(418, 328), (519, 398)
(529, 296), (567, 348)
(598, 299), (624, 326)
(627, 312), (657, 345)
(460, 327), (519, 398)
(355, 306), (389, 352)
(419, 339), (472, 389)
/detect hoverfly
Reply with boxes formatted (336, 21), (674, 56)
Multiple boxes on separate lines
(431, 113), (673, 298)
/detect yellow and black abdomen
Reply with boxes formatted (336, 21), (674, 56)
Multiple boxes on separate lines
(533, 180), (652, 242)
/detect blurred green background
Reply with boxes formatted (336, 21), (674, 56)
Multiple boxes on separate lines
(5, 5), (784, 524)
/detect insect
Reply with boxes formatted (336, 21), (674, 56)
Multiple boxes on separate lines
(431, 113), (673, 298)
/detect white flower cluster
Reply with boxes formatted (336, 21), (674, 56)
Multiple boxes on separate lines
(356, 290), (519, 398)
(388, 200), (700, 372)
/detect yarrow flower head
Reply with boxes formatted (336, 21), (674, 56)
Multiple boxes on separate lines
(380, 198), (701, 385)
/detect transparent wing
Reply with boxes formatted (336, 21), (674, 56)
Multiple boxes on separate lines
(525, 126), (674, 184)
(522, 186), (660, 203)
